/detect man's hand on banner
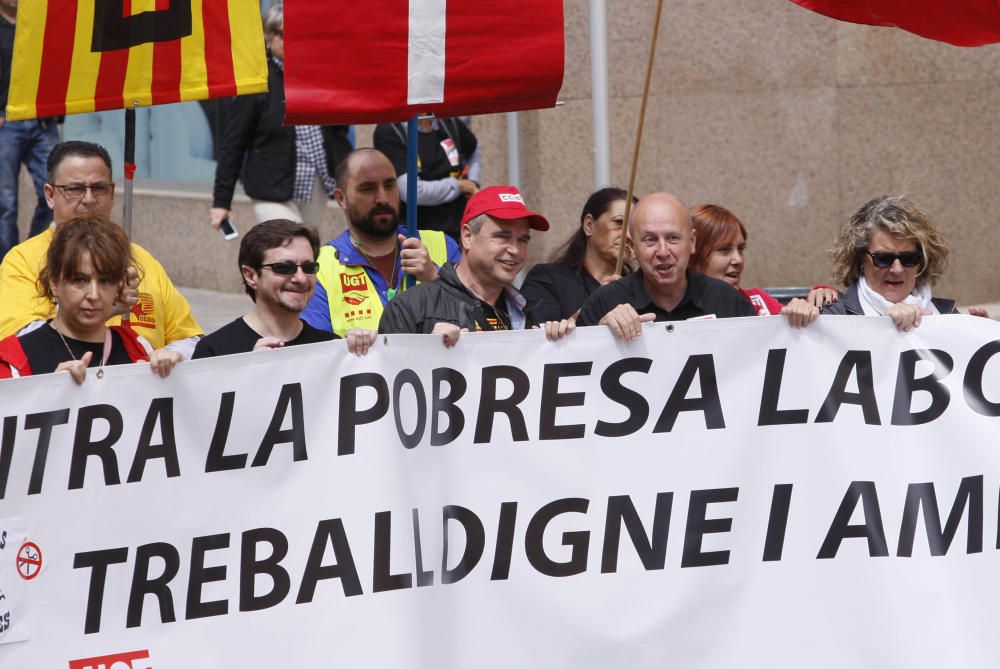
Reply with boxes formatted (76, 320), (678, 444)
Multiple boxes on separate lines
(147, 349), (183, 378)
(781, 298), (820, 329)
(541, 318), (576, 342)
(431, 322), (467, 348)
(345, 328), (377, 356)
(599, 305), (655, 342)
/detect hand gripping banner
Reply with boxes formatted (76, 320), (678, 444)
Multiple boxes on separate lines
(6, 0), (268, 121)
(283, 0), (565, 124)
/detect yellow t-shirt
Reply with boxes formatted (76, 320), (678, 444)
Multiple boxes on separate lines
(0, 227), (203, 349)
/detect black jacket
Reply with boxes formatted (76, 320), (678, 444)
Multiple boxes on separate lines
(379, 264), (530, 334)
(212, 58), (352, 209)
(821, 281), (957, 316)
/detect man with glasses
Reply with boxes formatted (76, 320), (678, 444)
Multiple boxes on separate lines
(0, 140), (204, 355)
(194, 219), (376, 357)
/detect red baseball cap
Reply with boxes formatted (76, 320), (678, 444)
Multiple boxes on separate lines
(460, 186), (550, 231)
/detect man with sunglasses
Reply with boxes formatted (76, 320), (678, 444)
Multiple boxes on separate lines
(193, 219), (376, 358)
(0, 140), (204, 355)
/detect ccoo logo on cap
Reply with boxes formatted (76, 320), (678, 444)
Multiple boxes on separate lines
(461, 186), (550, 231)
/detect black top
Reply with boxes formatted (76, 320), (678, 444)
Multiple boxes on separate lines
(374, 118), (478, 239)
(521, 263), (600, 326)
(212, 58), (352, 209)
(576, 270), (756, 326)
(19, 323), (134, 374)
(193, 317), (336, 359)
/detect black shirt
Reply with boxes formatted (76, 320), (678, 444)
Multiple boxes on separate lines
(193, 317), (336, 359)
(576, 270), (756, 326)
(521, 263), (601, 326)
(19, 323), (135, 375)
(374, 118), (478, 239)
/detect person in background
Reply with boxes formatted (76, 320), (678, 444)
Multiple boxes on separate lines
(373, 114), (481, 241)
(0, 0), (61, 261)
(0, 141), (203, 355)
(521, 187), (636, 325)
(0, 218), (180, 382)
(782, 195), (989, 329)
(210, 3), (352, 232)
(194, 219), (375, 358)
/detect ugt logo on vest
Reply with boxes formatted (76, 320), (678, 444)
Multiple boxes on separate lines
(340, 273), (370, 293)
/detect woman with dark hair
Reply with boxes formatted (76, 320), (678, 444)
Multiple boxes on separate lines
(782, 195), (988, 329)
(521, 187), (636, 324)
(689, 204), (784, 315)
(0, 218), (181, 383)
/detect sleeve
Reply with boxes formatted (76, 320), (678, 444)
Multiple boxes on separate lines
(141, 251), (204, 345)
(454, 118), (479, 159)
(164, 335), (200, 360)
(465, 145), (483, 184)
(397, 172), (460, 206)
(734, 293), (758, 317)
(444, 238), (462, 265)
(575, 291), (611, 327)
(212, 92), (264, 210)
(520, 265), (565, 327)
(0, 246), (52, 339)
(378, 293), (419, 334)
(301, 280), (333, 333)
(373, 124), (408, 176)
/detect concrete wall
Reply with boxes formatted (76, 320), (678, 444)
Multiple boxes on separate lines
(12, 0), (1000, 301)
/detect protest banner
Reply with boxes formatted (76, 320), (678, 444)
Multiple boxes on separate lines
(1, 316), (999, 667)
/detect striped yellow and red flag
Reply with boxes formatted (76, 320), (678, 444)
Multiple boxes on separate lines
(6, 0), (267, 121)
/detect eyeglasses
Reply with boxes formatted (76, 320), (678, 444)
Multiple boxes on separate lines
(259, 261), (319, 275)
(866, 250), (923, 269)
(51, 183), (115, 200)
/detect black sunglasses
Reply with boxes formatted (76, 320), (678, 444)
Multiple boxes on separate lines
(259, 261), (319, 275)
(866, 250), (922, 269)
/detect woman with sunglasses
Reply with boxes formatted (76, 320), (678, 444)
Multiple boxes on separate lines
(784, 195), (987, 330)
(0, 218), (181, 383)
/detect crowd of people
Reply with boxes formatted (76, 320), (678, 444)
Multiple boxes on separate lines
(0, 131), (988, 383)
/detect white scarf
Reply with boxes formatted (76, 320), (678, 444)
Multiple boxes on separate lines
(857, 275), (938, 317)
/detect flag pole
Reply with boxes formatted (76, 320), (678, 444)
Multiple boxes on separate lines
(614, 0), (664, 276)
(403, 114), (419, 289)
(122, 103), (137, 323)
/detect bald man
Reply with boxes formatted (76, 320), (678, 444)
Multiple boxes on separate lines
(576, 192), (755, 340)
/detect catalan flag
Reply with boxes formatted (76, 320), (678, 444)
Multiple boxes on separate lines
(6, 0), (268, 121)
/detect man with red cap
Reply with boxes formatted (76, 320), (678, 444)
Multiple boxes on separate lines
(378, 185), (551, 342)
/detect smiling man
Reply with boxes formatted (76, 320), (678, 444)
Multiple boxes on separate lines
(378, 185), (549, 340)
(576, 192), (755, 340)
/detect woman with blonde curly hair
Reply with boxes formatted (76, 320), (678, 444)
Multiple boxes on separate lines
(784, 195), (987, 330)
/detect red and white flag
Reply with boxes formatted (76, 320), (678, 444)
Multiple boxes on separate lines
(790, 0), (1000, 46)
(283, 0), (564, 124)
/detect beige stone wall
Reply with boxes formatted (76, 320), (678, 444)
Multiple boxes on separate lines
(13, 0), (1000, 301)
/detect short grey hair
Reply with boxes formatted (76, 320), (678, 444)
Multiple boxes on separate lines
(464, 213), (490, 234)
(262, 4), (283, 41)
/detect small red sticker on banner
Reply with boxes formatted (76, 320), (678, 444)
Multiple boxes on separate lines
(16, 541), (42, 580)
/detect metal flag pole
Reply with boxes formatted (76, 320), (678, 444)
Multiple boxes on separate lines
(403, 114), (419, 290)
(122, 103), (138, 323)
(614, 0), (665, 276)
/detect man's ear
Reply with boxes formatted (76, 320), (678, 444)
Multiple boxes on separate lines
(43, 183), (56, 210)
(689, 227), (697, 254)
(241, 265), (259, 292)
(333, 188), (346, 209)
(460, 224), (473, 254)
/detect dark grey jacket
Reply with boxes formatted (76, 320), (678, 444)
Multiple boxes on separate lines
(821, 281), (957, 316)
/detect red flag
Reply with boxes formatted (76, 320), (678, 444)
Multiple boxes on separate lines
(284, 0), (564, 124)
(790, 0), (1000, 46)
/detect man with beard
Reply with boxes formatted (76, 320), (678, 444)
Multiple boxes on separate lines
(303, 148), (460, 337)
(193, 219), (376, 358)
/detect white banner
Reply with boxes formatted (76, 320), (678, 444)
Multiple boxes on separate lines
(1, 315), (1000, 668)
